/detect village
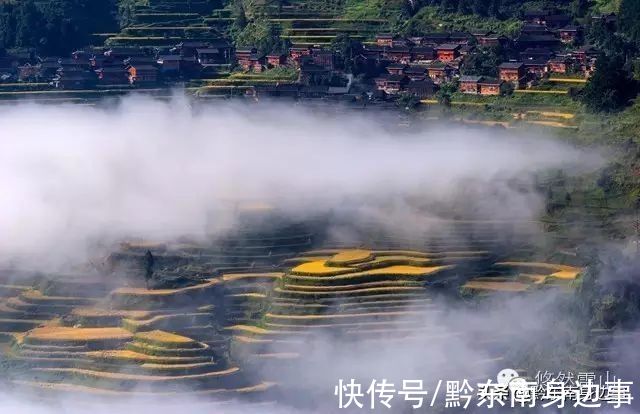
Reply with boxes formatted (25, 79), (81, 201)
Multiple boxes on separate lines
(0, 9), (611, 102)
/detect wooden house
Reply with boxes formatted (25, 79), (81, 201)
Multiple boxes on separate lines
(312, 49), (335, 70)
(558, 26), (583, 44)
(384, 46), (411, 64)
(374, 74), (407, 95)
(523, 60), (548, 78)
(520, 47), (554, 62)
(289, 46), (312, 64)
(404, 79), (437, 98)
(249, 54), (266, 72)
(543, 14), (571, 28)
(376, 33), (397, 47)
(404, 65), (429, 81)
(422, 33), (450, 44)
(96, 67), (129, 85)
(195, 48), (226, 65)
(478, 33), (508, 47)
(498, 62), (525, 87)
(459, 75), (482, 94)
(573, 46), (598, 64)
(127, 65), (159, 85)
(156, 55), (182, 73)
(299, 63), (330, 85)
(411, 46), (435, 62)
(236, 47), (257, 68)
(478, 77), (502, 95)
(267, 54), (287, 67)
(548, 57), (570, 73)
(427, 62), (453, 84)
(516, 34), (559, 50)
(435, 44), (461, 62)
(53, 70), (97, 89)
(177, 41), (211, 58)
(386, 63), (407, 75)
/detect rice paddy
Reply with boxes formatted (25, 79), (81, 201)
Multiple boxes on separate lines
(1, 228), (584, 400)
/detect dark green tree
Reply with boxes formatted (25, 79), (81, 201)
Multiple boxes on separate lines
(581, 54), (638, 112)
(14, 0), (43, 49)
(619, 0), (640, 46)
(143, 250), (154, 289)
(460, 46), (505, 77)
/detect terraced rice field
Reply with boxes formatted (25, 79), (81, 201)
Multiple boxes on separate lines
(0, 221), (585, 402)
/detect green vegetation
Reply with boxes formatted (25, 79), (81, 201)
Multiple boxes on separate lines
(231, 17), (289, 54)
(618, 0), (640, 46)
(342, 0), (404, 20)
(460, 45), (506, 77)
(0, 0), (118, 55)
(581, 54), (638, 112)
(403, 6), (522, 37)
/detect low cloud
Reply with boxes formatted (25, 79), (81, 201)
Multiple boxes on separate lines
(0, 97), (603, 270)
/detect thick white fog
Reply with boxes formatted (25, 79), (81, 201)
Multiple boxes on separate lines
(0, 97), (602, 269)
(0, 97), (634, 413)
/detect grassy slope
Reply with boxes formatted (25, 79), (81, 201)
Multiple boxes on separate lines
(404, 6), (523, 36)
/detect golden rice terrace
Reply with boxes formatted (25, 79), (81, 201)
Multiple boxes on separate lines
(0, 221), (597, 404)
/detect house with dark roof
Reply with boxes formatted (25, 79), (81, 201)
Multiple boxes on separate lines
(95, 66), (129, 85)
(312, 49), (335, 70)
(499, 61), (526, 88)
(478, 77), (503, 95)
(422, 33), (451, 44)
(404, 79), (437, 98)
(459, 75), (503, 95)
(520, 47), (554, 61)
(543, 14), (571, 28)
(411, 46), (435, 62)
(374, 74), (408, 95)
(195, 48), (227, 65)
(459, 75), (483, 94)
(523, 59), (549, 78)
(156, 55), (182, 73)
(558, 26), (583, 44)
(127, 64), (159, 85)
(404, 65), (429, 81)
(386, 63), (407, 75)
(236, 47), (258, 68)
(299, 63), (330, 85)
(516, 34), (560, 50)
(436, 44), (461, 62)
(549, 57), (571, 74)
(267, 53), (287, 68)
(384, 46), (412, 64)
(427, 62), (455, 84)
(376, 33), (398, 47)
(53, 70), (97, 89)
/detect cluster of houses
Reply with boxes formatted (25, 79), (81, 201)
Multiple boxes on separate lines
(0, 40), (233, 89)
(365, 11), (607, 97)
(0, 9), (610, 99)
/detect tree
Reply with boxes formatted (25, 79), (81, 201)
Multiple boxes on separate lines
(396, 93), (421, 110)
(232, 18), (286, 55)
(143, 250), (154, 289)
(471, 0), (490, 16)
(581, 54), (638, 112)
(436, 81), (457, 106)
(0, 0), (116, 54)
(332, 33), (361, 72)
(14, 0), (43, 49)
(117, 0), (138, 28)
(619, 0), (640, 46)
(461, 46), (505, 77)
